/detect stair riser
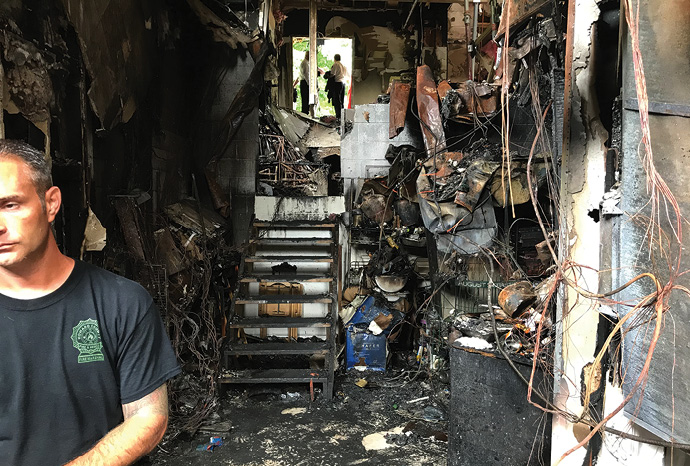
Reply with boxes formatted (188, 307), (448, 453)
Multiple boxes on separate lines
(240, 277), (333, 283)
(236, 299), (332, 305)
(220, 378), (328, 384)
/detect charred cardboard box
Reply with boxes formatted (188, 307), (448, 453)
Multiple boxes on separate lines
(346, 327), (387, 372)
(345, 296), (401, 371)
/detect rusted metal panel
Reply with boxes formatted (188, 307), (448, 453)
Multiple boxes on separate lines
(616, 0), (690, 445)
(495, 0), (551, 40)
(389, 81), (411, 139)
(442, 82), (500, 122)
(437, 80), (452, 100)
(416, 65), (446, 154)
(467, 82), (499, 115)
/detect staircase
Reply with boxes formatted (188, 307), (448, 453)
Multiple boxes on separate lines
(221, 219), (339, 399)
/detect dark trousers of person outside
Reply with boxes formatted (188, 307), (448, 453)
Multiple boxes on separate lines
(300, 79), (309, 114)
(333, 81), (345, 119)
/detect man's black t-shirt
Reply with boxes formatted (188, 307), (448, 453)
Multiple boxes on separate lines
(0, 261), (181, 466)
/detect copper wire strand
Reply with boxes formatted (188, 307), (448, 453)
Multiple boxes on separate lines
(509, 5), (689, 453)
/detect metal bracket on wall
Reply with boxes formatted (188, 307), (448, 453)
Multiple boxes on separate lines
(624, 98), (690, 118)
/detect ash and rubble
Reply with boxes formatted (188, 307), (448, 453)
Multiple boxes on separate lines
(106, 195), (240, 438)
(4, 0), (683, 463)
(152, 370), (449, 466)
(134, 11), (562, 459)
(257, 106), (341, 197)
(4, 0), (563, 460)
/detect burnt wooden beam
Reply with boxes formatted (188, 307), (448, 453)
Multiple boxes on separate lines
(309, 0), (317, 117)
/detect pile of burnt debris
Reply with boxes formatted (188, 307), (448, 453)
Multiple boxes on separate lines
(257, 105), (341, 197)
(102, 4), (564, 440)
(340, 12), (563, 373)
(102, 196), (240, 436)
(152, 370), (449, 465)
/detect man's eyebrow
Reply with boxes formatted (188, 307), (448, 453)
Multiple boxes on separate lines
(0, 196), (21, 203)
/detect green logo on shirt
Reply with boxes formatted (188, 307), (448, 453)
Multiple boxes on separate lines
(71, 319), (105, 363)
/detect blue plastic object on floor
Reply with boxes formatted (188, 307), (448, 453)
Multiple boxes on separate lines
(196, 436), (224, 452)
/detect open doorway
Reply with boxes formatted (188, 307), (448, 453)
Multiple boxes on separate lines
(292, 37), (353, 118)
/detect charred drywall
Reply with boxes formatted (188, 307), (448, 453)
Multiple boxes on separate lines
(193, 45), (260, 243)
(60, 0), (158, 130)
(1, 32), (55, 123)
(552, 1), (609, 464)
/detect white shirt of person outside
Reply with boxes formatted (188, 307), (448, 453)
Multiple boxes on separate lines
(329, 60), (347, 83)
(300, 55), (309, 82)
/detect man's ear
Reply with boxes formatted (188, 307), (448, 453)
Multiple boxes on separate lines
(44, 186), (62, 222)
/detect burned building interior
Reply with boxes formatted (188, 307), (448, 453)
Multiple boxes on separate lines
(3, 0), (690, 464)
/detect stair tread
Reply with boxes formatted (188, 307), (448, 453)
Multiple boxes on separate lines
(252, 238), (333, 245)
(245, 255), (333, 262)
(228, 317), (332, 328)
(235, 294), (333, 304)
(240, 274), (334, 283)
(219, 368), (328, 383)
(224, 341), (329, 355)
(254, 221), (336, 228)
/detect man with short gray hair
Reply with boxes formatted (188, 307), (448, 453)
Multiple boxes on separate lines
(0, 139), (180, 465)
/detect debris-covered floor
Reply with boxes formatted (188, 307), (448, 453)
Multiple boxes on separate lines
(5, 0), (690, 464)
(152, 372), (448, 466)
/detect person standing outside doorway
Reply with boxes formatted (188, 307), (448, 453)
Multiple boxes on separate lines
(329, 54), (348, 120)
(295, 51), (323, 115)
(298, 51), (311, 114)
